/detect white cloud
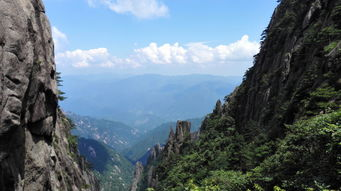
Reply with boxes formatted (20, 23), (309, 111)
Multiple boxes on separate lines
(134, 35), (259, 65)
(55, 35), (259, 72)
(56, 48), (140, 69)
(135, 43), (187, 64)
(52, 26), (68, 52)
(56, 48), (110, 68)
(89, 0), (169, 19)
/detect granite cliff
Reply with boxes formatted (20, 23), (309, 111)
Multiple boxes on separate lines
(136, 0), (341, 190)
(134, 121), (197, 190)
(0, 0), (98, 190)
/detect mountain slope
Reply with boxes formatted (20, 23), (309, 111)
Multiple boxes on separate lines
(139, 0), (341, 190)
(78, 138), (134, 191)
(124, 118), (203, 163)
(61, 74), (240, 130)
(0, 0), (98, 190)
(68, 113), (141, 151)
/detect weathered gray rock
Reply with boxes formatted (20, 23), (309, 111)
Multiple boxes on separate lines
(130, 162), (143, 191)
(164, 121), (191, 158)
(148, 143), (163, 162)
(0, 0), (99, 190)
(303, 0), (321, 29)
(212, 100), (223, 116)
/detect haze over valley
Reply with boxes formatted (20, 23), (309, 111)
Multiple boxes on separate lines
(1, 0), (339, 191)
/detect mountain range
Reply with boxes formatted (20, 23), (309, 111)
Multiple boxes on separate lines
(60, 74), (241, 131)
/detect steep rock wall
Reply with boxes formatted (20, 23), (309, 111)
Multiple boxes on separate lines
(0, 0), (98, 190)
(224, 0), (341, 137)
(138, 0), (341, 190)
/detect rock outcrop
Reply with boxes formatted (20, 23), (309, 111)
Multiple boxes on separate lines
(0, 0), (98, 190)
(133, 121), (193, 190)
(223, 0), (341, 137)
(130, 162), (143, 191)
(164, 121), (191, 157)
(148, 144), (163, 162)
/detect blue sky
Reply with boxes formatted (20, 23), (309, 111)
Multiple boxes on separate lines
(43, 0), (278, 76)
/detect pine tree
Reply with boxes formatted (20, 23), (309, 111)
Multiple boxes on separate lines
(56, 72), (67, 101)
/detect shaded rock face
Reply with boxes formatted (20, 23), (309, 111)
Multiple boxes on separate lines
(0, 0), (98, 190)
(133, 121), (192, 190)
(144, 144), (164, 189)
(148, 144), (163, 162)
(164, 121), (191, 157)
(130, 162), (143, 191)
(224, 0), (341, 137)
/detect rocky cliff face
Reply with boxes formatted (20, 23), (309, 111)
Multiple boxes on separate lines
(134, 121), (194, 190)
(130, 162), (143, 191)
(137, 0), (341, 190)
(163, 121), (191, 158)
(0, 0), (98, 190)
(223, 0), (341, 137)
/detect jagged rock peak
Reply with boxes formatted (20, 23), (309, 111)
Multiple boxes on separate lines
(175, 120), (191, 142)
(148, 143), (164, 162)
(0, 0), (99, 190)
(213, 99), (223, 116)
(164, 121), (191, 157)
(130, 162), (144, 191)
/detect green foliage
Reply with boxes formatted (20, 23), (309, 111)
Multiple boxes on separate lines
(56, 72), (67, 101)
(184, 179), (220, 191)
(252, 110), (341, 190)
(302, 86), (341, 115)
(324, 41), (339, 53)
(316, 26), (341, 45)
(67, 134), (78, 154)
(202, 171), (250, 191)
(78, 138), (134, 191)
(153, 109), (341, 191)
(124, 118), (203, 162)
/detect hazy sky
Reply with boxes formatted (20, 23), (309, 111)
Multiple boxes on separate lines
(43, 0), (278, 76)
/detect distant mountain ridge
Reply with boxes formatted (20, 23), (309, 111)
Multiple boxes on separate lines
(124, 118), (204, 163)
(78, 138), (134, 191)
(68, 113), (141, 151)
(61, 74), (241, 130)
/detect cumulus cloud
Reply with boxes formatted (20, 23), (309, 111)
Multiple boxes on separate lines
(55, 35), (259, 71)
(88, 0), (169, 19)
(52, 26), (68, 52)
(135, 35), (259, 65)
(56, 48), (140, 68)
(135, 43), (187, 64)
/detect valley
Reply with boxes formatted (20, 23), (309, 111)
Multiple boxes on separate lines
(1, 0), (339, 190)
(62, 74), (239, 190)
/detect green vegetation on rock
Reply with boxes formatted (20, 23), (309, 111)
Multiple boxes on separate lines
(138, 0), (341, 191)
(78, 138), (134, 191)
(151, 110), (340, 191)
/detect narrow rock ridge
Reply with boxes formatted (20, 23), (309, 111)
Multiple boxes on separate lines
(133, 121), (193, 190)
(0, 0), (98, 190)
(130, 162), (143, 191)
(164, 120), (191, 157)
(148, 143), (164, 162)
